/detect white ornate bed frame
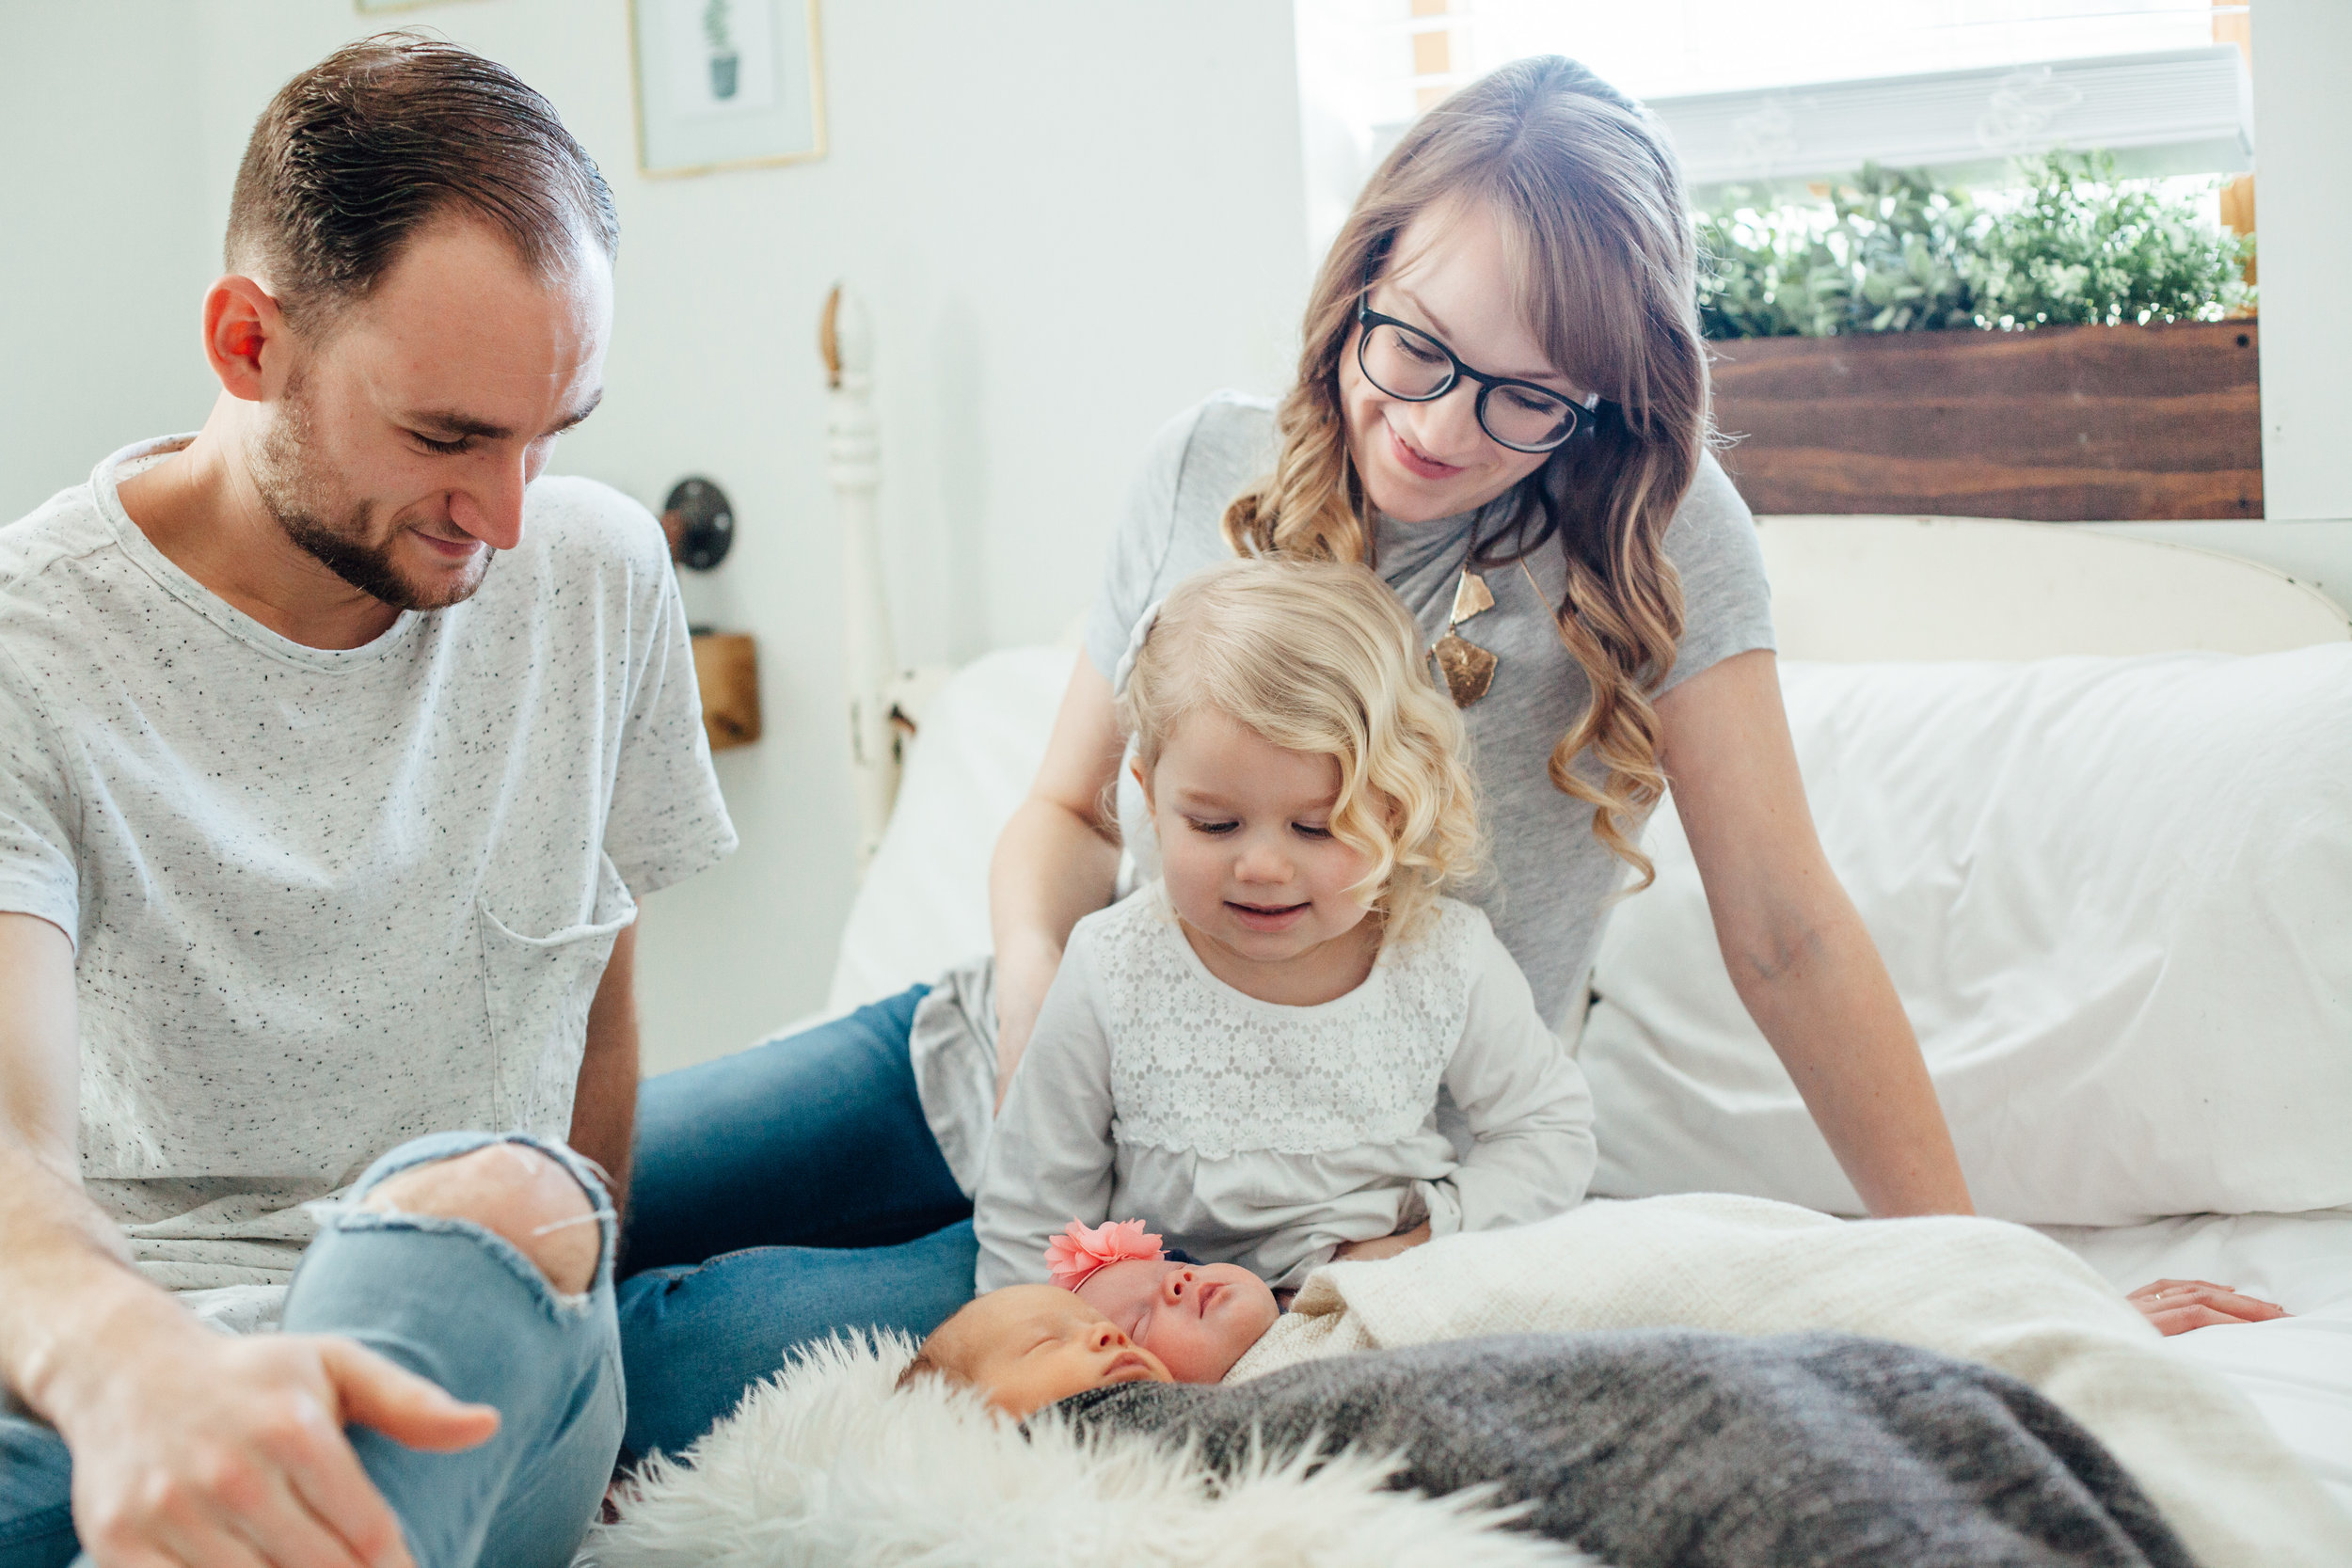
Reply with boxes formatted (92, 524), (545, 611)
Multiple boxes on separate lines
(822, 286), (953, 869)
(823, 291), (2351, 869)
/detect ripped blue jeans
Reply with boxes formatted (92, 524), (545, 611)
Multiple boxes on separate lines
(0, 1132), (624, 1568)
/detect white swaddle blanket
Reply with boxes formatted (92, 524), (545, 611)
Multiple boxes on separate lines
(1229, 1193), (2352, 1568)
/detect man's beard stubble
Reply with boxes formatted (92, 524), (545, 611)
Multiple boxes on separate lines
(252, 380), (495, 613)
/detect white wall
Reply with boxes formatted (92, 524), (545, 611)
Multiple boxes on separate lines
(2087, 1), (2352, 610)
(3, 0), (1309, 1071)
(0, 3), (220, 521)
(2248, 0), (2351, 523)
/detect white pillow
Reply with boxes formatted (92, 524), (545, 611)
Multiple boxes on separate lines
(1581, 647), (2352, 1226)
(827, 646), (1076, 1012)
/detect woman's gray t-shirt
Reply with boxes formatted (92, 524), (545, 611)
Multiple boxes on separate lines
(1083, 393), (1775, 1028)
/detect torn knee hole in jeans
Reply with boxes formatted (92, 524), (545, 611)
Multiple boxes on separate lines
(308, 1141), (616, 1306)
(356, 1132), (612, 1202)
(305, 1203), (611, 1312)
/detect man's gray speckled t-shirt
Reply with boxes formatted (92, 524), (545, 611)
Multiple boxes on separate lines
(0, 436), (737, 1329)
(1087, 394), (1775, 1030)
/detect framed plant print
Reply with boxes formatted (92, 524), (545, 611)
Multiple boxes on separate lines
(629, 0), (827, 177)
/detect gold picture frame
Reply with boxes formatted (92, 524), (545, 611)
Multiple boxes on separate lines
(628, 0), (827, 178)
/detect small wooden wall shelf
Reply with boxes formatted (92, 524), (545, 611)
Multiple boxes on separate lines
(690, 632), (762, 752)
(1708, 320), (2261, 521)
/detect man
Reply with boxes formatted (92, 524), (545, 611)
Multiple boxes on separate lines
(0, 36), (733, 1568)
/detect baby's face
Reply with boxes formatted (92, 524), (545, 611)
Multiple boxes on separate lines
(1075, 1259), (1279, 1383)
(934, 1284), (1173, 1418)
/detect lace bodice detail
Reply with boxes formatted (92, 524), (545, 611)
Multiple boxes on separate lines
(1087, 888), (1479, 1160)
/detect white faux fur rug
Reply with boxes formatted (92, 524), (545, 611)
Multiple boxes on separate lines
(579, 1332), (1599, 1568)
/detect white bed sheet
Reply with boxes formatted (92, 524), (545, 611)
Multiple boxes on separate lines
(2042, 1210), (2352, 1515)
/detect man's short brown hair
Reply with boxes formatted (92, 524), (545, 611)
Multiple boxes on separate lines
(226, 33), (619, 330)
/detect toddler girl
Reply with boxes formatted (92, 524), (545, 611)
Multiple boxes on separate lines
(974, 557), (1595, 1301)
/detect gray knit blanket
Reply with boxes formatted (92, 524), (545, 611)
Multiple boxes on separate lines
(1056, 1329), (2196, 1568)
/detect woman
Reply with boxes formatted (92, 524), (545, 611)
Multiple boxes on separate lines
(613, 56), (2275, 1462)
(993, 56), (1965, 1217)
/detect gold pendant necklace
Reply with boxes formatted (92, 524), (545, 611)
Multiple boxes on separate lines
(1434, 567), (1498, 706)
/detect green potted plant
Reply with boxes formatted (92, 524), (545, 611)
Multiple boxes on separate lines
(1699, 155), (2259, 521)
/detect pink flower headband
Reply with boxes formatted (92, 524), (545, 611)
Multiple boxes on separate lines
(1045, 1218), (1165, 1292)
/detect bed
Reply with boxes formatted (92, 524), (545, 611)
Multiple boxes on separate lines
(812, 290), (2352, 1513)
(825, 524), (2349, 1523)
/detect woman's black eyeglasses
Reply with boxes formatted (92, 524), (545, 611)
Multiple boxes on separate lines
(1355, 297), (1602, 452)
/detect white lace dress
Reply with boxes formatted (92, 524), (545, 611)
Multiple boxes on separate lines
(974, 883), (1597, 1291)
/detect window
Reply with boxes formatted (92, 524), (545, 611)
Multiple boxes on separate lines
(1386, 0), (2225, 111)
(1295, 1), (2253, 239)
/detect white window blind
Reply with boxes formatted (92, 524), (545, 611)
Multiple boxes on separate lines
(1295, 1), (2252, 227)
(1356, 0), (2224, 112)
(1653, 47), (2249, 198)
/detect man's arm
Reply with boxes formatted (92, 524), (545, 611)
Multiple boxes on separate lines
(568, 919), (639, 1210)
(0, 913), (159, 1406)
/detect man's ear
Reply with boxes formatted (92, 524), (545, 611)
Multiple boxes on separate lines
(202, 275), (290, 403)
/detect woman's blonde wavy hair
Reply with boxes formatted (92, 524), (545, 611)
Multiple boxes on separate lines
(1117, 558), (1482, 942)
(1221, 56), (1706, 888)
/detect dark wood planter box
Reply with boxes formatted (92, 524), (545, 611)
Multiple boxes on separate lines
(1706, 320), (2262, 521)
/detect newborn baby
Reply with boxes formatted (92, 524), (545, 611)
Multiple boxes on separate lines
(905, 1219), (1282, 1414)
(904, 1222), (1280, 1416)
(897, 1284), (1174, 1418)
(1046, 1220), (1279, 1384)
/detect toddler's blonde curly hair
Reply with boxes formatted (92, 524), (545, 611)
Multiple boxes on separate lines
(1117, 558), (1483, 942)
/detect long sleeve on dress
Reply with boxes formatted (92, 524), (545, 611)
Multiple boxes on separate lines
(972, 938), (1119, 1291)
(975, 889), (1595, 1295)
(1413, 927), (1598, 1238)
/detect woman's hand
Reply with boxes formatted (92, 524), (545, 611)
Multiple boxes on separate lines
(1332, 1222), (1432, 1264)
(2126, 1278), (2289, 1336)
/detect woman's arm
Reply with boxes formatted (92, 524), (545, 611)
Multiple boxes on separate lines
(1658, 651), (2296, 1332)
(1654, 649), (1973, 1217)
(971, 940), (1120, 1291)
(986, 656), (1127, 1102)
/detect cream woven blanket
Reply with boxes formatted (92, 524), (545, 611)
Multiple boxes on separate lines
(1229, 1194), (2352, 1568)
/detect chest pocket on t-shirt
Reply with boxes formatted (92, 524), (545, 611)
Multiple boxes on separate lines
(477, 851), (636, 1138)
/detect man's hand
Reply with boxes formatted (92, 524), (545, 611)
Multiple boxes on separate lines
(1331, 1222), (1433, 1265)
(59, 1321), (496, 1568)
(2126, 1277), (2289, 1337)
